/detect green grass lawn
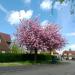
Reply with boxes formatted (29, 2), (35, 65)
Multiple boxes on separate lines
(0, 61), (32, 67)
(0, 60), (64, 67)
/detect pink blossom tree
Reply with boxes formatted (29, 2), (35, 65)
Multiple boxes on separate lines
(15, 19), (66, 61)
(42, 24), (66, 52)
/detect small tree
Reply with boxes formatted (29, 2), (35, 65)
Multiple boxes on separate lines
(16, 19), (66, 62)
(10, 44), (23, 54)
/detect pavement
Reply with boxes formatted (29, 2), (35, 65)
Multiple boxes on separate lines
(0, 60), (75, 75)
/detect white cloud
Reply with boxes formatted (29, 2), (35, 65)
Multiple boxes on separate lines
(7, 10), (33, 25)
(68, 44), (75, 49)
(54, 1), (68, 10)
(40, 0), (68, 10)
(66, 32), (75, 36)
(24, 0), (31, 3)
(8, 11), (20, 25)
(0, 4), (8, 14)
(41, 20), (49, 25)
(40, 0), (52, 10)
(54, 1), (61, 9)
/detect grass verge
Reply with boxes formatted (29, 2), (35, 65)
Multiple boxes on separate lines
(0, 61), (32, 67)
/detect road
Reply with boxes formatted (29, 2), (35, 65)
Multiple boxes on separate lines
(0, 60), (75, 75)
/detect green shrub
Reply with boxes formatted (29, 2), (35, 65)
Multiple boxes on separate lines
(0, 53), (59, 63)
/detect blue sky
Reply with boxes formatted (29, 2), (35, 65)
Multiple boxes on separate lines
(0, 0), (75, 50)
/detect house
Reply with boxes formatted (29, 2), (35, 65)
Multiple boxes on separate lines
(40, 49), (59, 57)
(62, 50), (75, 60)
(0, 32), (11, 53)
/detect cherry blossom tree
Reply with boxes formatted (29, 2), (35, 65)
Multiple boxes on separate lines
(42, 24), (66, 53)
(15, 18), (66, 61)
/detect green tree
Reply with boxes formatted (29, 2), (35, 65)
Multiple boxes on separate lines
(59, 0), (64, 3)
(11, 44), (23, 54)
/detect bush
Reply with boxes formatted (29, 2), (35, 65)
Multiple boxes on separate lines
(0, 53), (59, 63)
(51, 55), (59, 64)
(0, 53), (24, 62)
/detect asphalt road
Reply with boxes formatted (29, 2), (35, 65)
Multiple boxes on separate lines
(0, 60), (75, 75)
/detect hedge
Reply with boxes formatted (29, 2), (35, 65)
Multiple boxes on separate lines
(0, 53), (58, 63)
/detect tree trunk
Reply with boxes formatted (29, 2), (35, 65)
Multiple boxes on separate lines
(34, 49), (37, 63)
(50, 49), (53, 55)
(30, 50), (32, 54)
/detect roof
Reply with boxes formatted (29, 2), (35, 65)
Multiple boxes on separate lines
(0, 32), (11, 51)
(0, 32), (11, 42)
(63, 51), (75, 55)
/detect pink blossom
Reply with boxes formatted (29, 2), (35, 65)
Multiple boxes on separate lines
(15, 19), (66, 52)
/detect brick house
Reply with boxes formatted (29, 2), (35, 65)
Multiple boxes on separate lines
(62, 50), (75, 60)
(0, 32), (11, 53)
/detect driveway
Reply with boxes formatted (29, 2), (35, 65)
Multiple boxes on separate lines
(0, 60), (75, 75)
